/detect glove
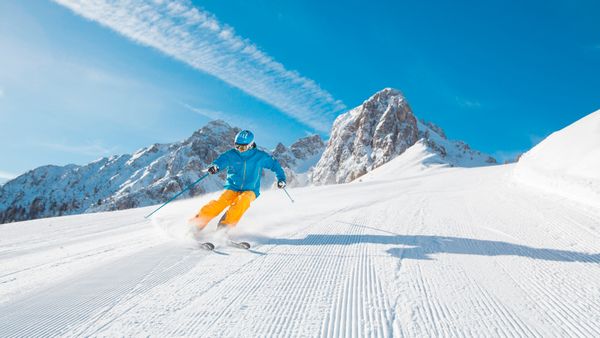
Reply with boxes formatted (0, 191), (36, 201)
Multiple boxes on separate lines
(207, 164), (219, 175)
(277, 180), (286, 189)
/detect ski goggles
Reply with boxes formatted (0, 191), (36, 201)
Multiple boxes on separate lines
(234, 143), (252, 152)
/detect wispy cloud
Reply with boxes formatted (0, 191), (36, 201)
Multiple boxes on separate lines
(0, 88), (4, 98)
(39, 141), (117, 157)
(0, 170), (16, 180)
(455, 96), (482, 109)
(179, 102), (261, 135)
(52, 0), (345, 132)
(582, 43), (600, 51)
(179, 102), (227, 121)
(303, 130), (317, 137)
(492, 150), (524, 164)
(528, 133), (549, 147)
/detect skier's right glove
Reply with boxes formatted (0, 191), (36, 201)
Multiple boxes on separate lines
(277, 180), (286, 189)
(207, 164), (219, 175)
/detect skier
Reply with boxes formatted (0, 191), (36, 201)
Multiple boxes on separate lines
(188, 130), (287, 233)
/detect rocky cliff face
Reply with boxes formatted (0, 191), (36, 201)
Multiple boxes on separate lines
(311, 88), (419, 184)
(311, 88), (496, 185)
(96, 120), (242, 213)
(271, 135), (326, 187)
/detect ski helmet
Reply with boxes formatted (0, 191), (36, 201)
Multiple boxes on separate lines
(234, 130), (254, 145)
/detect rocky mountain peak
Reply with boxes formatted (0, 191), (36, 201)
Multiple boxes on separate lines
(311, 88), (419, 184)
(274, 142), (288, 153)
(310, 88), (497, 185)
(272, 143), (296, 169)
(188, 120), (240, 146)
(269, 135), (326, 187)
(290, 135), (325, 160)
(419, 119), (447, 140)
(362, 88), (405, 111)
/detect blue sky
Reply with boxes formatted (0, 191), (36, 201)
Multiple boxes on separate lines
(1, 0), (599, 182)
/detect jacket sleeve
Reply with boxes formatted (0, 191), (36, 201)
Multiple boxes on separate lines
(266, 155), (286, 182)
(212, 151), (230, 170)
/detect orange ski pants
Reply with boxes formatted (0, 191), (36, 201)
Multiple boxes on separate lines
(195, 190), (256, 228)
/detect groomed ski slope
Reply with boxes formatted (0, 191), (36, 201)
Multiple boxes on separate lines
(1, 146), (600, 337)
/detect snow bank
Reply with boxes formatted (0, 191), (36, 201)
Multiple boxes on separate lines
(356, 140), (449, 183)
(514, 110), (600, 207)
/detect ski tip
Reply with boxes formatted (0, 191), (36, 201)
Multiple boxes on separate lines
(199, 242), (215, 251)
(228, 240), (251, 250)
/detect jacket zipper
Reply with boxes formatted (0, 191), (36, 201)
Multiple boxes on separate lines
(241, 160), (246, 190)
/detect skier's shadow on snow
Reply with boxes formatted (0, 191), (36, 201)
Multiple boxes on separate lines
(251, 225), (600, 263)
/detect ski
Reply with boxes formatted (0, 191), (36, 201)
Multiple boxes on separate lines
(198, 242), (215, 251)
(227, 240), (251, 250)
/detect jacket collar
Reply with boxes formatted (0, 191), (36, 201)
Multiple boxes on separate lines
(234, 147), (257, 159)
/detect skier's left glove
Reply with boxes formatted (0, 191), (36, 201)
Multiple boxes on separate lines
(277, 180), (286, 189)
(207, 164), (219, 175)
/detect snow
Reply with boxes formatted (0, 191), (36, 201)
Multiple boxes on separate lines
(514, 110), (600, 208)
(2, 156), (600, 336)
(416, 120), (496, 167)
(356, 140), (449, 182)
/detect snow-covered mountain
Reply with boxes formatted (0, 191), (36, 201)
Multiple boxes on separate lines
(311, 88), (496, 184)
(0, 120), (237, 223)
(514, 109), (600, 207)
(0, 121), (322, 224)
(270, 135), (326, 187)
(1, 88), (497, 223)
(417, 119), (497, 167)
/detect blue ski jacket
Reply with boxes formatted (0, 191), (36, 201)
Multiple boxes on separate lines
(212, 147), (286, 198)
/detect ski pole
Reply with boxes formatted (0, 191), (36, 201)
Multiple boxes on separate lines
(144, 172), (210, 219)
(282, 187), (295, 203)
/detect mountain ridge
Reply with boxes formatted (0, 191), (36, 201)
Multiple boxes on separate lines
(311, 88), (496, 184)
(0, 121), (323, 223)
(0, 88), (495, 223)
